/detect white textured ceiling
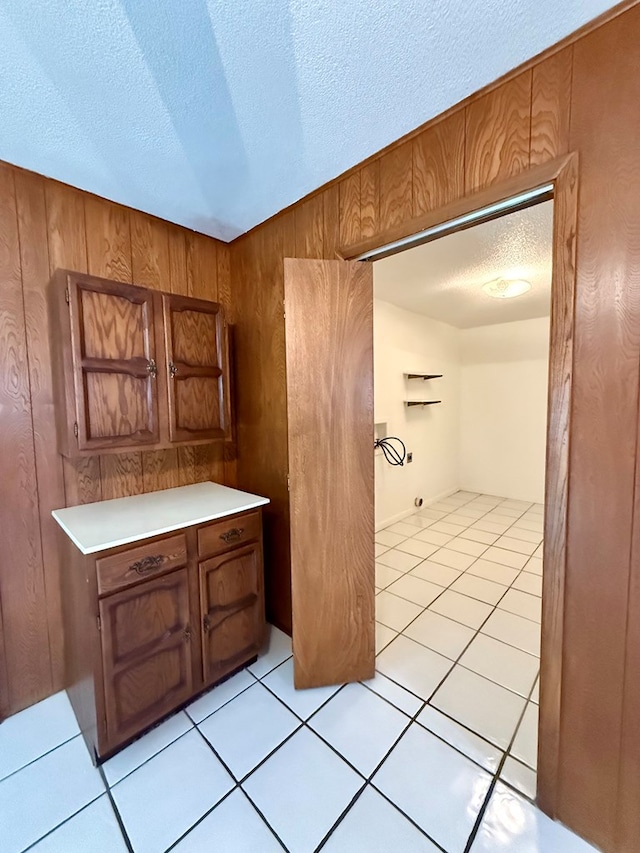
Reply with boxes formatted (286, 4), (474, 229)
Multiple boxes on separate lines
(374, 200), (553, 328)
(0, 1), (615, 241)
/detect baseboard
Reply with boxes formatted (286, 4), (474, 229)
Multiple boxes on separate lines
(375, 486), (460, 532)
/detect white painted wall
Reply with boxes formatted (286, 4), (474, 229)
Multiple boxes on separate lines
(374, 299), (460, 529)
(459, 317), (550, 503)
(374, 308), (550, 525)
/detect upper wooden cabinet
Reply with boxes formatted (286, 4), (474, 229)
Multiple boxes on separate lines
(52, 270), (231, 457)
(163, 294), (230, 443)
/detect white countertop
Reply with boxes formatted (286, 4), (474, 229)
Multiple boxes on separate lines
(52, 482), (270, 555)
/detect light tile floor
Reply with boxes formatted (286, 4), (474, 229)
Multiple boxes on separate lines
(0, 492), (598, 852)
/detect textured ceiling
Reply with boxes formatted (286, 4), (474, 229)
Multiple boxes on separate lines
(374, 200), (553, 328)
(0, 1), (615, 241)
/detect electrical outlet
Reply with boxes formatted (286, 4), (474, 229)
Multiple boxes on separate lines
(407, 452), (413, 463)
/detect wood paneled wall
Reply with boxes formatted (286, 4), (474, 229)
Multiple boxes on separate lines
(229, 5), (640, 851)
(0, 165), (232, 718)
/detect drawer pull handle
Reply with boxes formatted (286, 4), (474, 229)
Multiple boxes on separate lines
(219, 527), (244, 544)
(130, 554), (165, 575)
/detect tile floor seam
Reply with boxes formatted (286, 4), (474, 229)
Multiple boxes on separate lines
(462, 677), (539, 853)
(104, 721), (195, 789)
(185, 669), (261, 726)
(18, 791), (107, 853)
(97, 763), (135, 853)
(0, 731), (82, 786)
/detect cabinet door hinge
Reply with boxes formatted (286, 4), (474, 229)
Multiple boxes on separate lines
(96, 614), (101, 632)
(65, 287), (70, 305)
(287, 475), (290, 492)
(73, 422), (79, 439)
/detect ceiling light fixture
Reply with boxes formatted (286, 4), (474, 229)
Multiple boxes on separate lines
(482, 278), (531, 299)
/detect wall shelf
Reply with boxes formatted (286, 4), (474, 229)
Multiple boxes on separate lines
(405, 400), (441, 407)
(404, 373), (443, 380)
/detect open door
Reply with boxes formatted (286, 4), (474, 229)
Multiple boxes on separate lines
(284, 258), (375, 689)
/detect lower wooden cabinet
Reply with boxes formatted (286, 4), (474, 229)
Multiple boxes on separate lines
(99, 568), (194, 748)
(200, 544), (263, 684)
(61, 508), (265, 761)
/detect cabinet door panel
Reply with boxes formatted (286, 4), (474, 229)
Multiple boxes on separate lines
(163, 294), (230, 443)
(68, 273), (160, 451)
(99, 568), (193, 750)
(85, 373), (153, 439)
(199, 544), (264, 685)
(175, 377), (220, 432)
(81, 289), (147, 360)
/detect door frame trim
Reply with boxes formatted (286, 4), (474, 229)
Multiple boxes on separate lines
(338, 153), (579, 818)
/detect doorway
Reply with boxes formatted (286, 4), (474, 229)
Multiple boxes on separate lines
(372, 199), (553, 802)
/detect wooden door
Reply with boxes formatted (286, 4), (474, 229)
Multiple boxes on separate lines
(199, 544), (264, 685)
(67, 273), (161, 451)
(162, 294), (231, 443)
(284, 258), (375, 688)
(99, 568), (193, 750)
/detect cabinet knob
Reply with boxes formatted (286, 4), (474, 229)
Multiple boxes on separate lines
(169, 361), (178, 378)
(147, 359), (157, 378)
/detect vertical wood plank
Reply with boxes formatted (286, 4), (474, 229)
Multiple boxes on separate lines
(187, 231), (223, 484)
(559, 12), (640, 848)
(84, 197), (132, 283)
(85, 198), (143, 499)
(338, 172), (361, 248)
(294, 194), (324, 259)
(322, 185), (340, 260)
(15, 170), (66, 692)
(45, 182), (101, 505)
(412, 111), (465, 216)
(465, 71), (532, 193)
(131, 212), (180, 493)
(168, 226), (196, 486)
(379, 142), (413, 232)
(187, 232), (217, 300)
(0, 164), (52, 710)
(530, 47), (574, 166)
(360, 160), (380, 239)
(217, 243), (237, 487)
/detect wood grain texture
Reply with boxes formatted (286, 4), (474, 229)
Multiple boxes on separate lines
(530, 47), (573, 167)
(0, 164), (52, 711)
(379, 143), (412, 232)
(187, 232), (217, 300)
(1, 164), (227, 718)
(45, 182), (102, 506)
(217, 243), (238, 486)
(536, 154), (578, 818)
(284, 259), (374, 687)
(131, 214), (180, 490)
(85, 198), (144, 497)
(14, 170), (66, 694)
(465, 71), (532, 193)
(412, 111), (465, 216)
(322, 185), (340, 260)
(360, 160), (380, 239)
(294, 194), (324, 259)
(338, 172), (360, 248)
(231, 215), (293, 634)
(561, 9), (640, 849)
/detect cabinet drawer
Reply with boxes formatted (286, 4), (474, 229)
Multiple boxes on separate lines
(198, 511), (261, 557)
(97, 534), (187, 596)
